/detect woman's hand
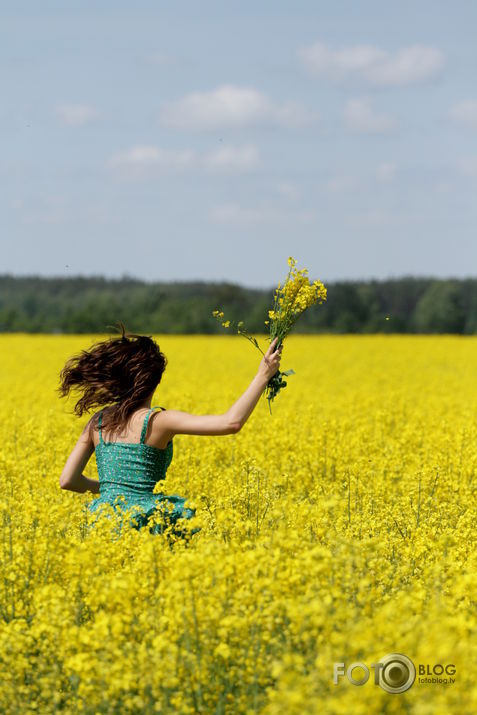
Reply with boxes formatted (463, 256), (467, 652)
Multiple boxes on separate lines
(257, 337), (283, 381)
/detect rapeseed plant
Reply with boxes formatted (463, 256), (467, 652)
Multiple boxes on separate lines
(0, 334), (475, 714)
(213, 256), (327, 412)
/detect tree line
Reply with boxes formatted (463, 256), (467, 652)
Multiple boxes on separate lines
(0, 274), (476, 334)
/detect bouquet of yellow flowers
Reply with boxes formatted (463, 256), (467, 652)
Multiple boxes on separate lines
(212, 256), (327, 413)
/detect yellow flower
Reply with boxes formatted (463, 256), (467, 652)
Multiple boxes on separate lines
(0, 329), (473, 714)
(214, 642), (231, 659)
(222, 320), (230, 328)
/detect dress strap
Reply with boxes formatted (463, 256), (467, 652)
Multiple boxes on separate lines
(140, 406), (166, 444)
(98, 410), (104, 444)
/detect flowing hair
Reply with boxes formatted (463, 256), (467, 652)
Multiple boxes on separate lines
(57, 321), (167, 439)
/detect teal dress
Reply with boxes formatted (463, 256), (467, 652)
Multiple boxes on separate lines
(86, 406), (200, 538)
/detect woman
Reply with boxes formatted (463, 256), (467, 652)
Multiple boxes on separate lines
(58, 322), (282, 539)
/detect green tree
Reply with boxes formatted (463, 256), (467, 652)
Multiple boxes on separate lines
(412, 281), (466, 333)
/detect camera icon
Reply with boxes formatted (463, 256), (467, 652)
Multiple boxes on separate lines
(375, 653), (416, 693)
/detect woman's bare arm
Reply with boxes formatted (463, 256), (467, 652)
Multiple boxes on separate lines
(59, 419), (100, 492)
(157, 337), (283, 437)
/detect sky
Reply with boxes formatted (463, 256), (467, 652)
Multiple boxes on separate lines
(1, 0), (476, 289)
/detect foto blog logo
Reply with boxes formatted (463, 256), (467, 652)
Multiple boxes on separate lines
(333, 653), (456, 693)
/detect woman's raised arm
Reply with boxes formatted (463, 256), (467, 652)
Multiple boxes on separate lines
(157, 337), (283, 437)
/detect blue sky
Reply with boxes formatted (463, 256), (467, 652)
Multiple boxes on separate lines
(2, 0), (476, 288)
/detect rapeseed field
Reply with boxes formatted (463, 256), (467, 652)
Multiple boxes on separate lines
(0, 334), (475, 714)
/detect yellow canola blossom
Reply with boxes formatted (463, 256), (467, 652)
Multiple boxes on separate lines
(269, 259), (327, 349)
(0, 333), (476, 714)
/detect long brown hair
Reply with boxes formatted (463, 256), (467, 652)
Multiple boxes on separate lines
(57, 321), (167, 439)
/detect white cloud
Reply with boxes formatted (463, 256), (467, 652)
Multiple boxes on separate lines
(323, 165), (396, 193)
(208, 202), (315, 225)
(204, 144), (259, 171)
(111, 145), (195, 167)
(21, 195), (67, 225)
(160, 84), (318, 129)
(209, 203), (271, 224)
(344, 97), (396, 133)
(376, 162), (397, 181)
(326, 174), (357, 193)
(298, 41), (445, 87)
(449, 100), (477, 129)
(55, 104), (98, 126)
(456, 156), (477, 177)
(108, 143), (260, 177)
(276, 182), (300, 200)
(22, 211), (65, 225)
(146, 52), (182, 67)
(347, 208), (394, 229)
(434, 181), (453, 194)
(108, 145), (195, 177)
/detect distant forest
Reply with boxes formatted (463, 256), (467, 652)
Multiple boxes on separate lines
(0, 274), (476, 334)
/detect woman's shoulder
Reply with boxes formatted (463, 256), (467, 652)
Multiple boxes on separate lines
(81, 411), (101, 445)
(89, 408), (105, 428)
(148, 407), (174, 449)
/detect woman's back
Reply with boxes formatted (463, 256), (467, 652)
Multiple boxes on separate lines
(92, 405), (171, 450)
(94, 406), (173, 500)
(88, 406), (198, 536)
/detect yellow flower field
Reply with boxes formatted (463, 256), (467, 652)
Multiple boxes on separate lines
(0, 334), (475, 714)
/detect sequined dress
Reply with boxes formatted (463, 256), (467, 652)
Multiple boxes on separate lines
(86, 406), (200, 537)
